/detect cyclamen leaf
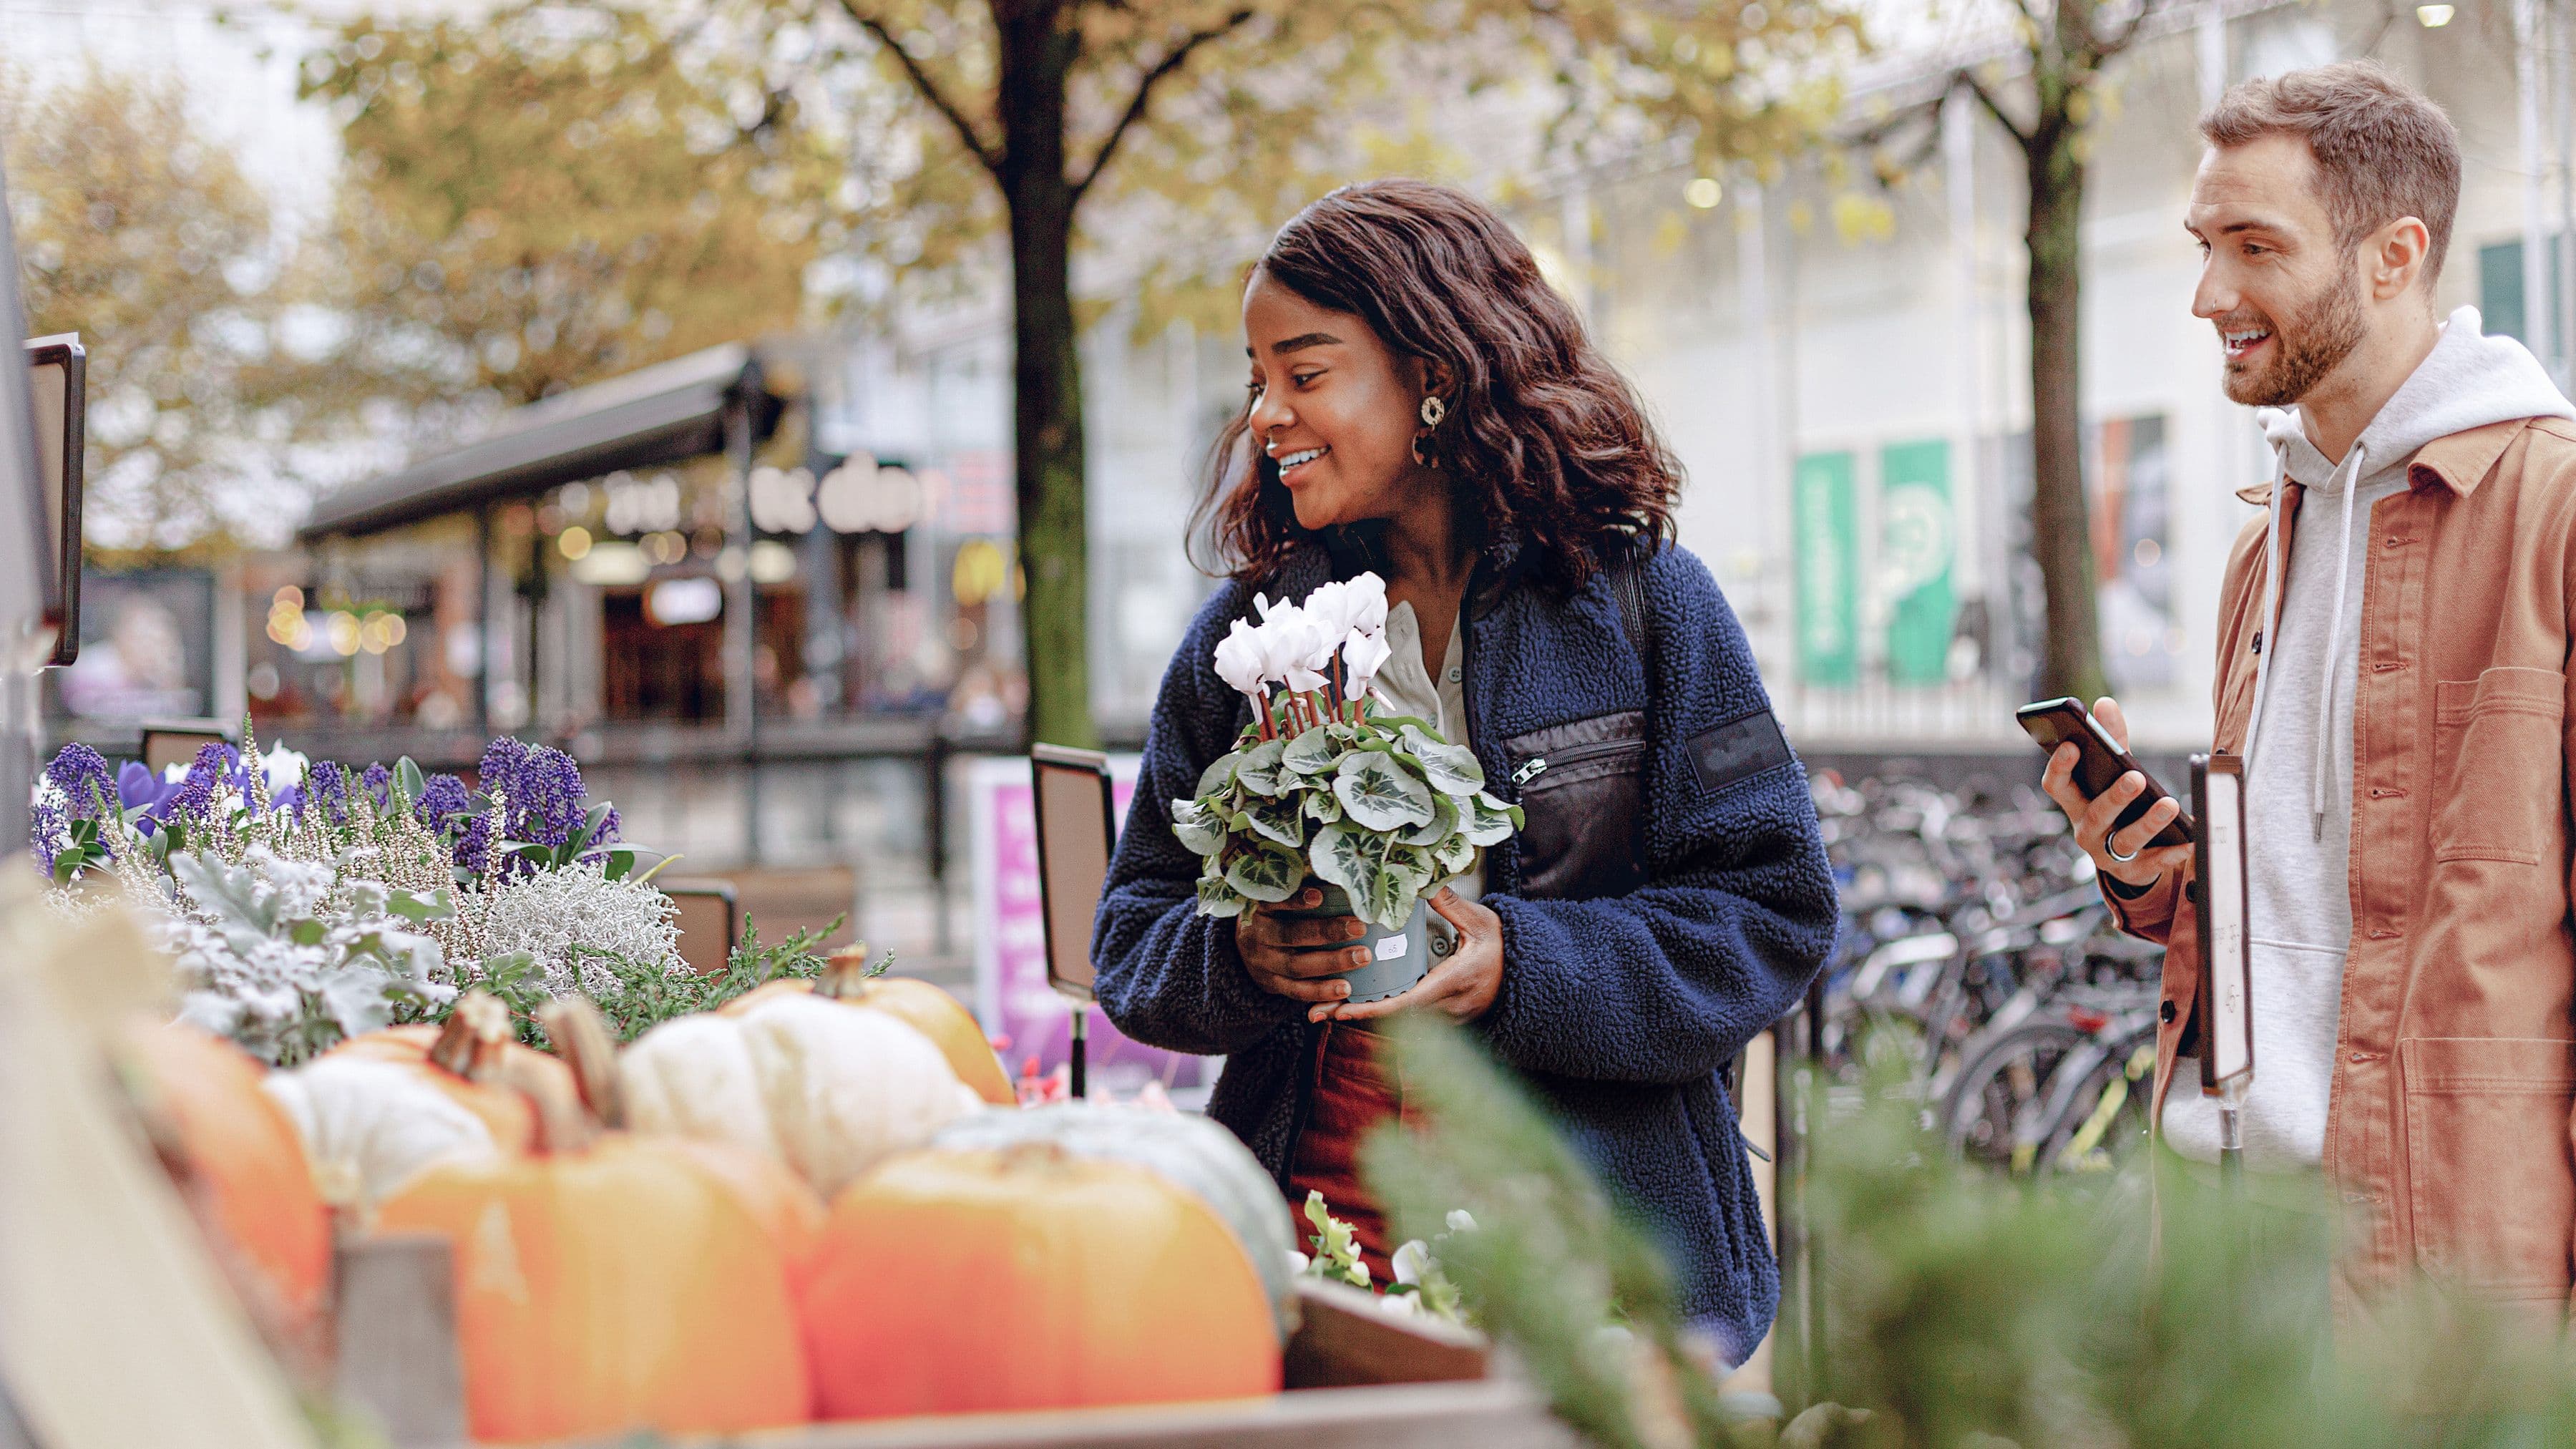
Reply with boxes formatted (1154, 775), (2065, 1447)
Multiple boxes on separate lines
(1243, 793), (1307, 849)
(1283, 726), (1343, 776)
(1196, 874), (1248, 918)
(1433, 829), (1478, 875)
(1400, 726), (1485, 794)
(1308, 822), (1372, 894)
(1194, 750), (1245, 799)
(1332, 751), (1435, 831)
(1355, 860), (1418, 932)
(1224, 839), (1304, 902)
(1459, 791), (1520, 847)
(1169, 798), (1226, 856)
(1400, 794), (1458, 847)
(1236, 738), (1291, 798)
(1303, 788), (1344, 823)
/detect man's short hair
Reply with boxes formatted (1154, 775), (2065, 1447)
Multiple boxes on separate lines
(2200, 61), (2462, 286)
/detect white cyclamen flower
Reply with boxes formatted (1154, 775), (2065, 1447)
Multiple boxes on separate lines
(1342, 629), (1394, 697)
(1212, 618), (1270, 699)
(1260, 604), (1335, 693)
(1338, 572), (1390, 638)
(1445, 1209), (1478, 1233)
(1391, 1239), (1435, 1287)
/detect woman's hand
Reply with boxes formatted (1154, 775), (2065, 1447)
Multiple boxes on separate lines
(1236, 887), (1371, 1009)
(1315, 887), (1503, 1025)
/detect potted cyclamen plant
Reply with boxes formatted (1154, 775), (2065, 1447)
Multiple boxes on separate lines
(1171, 573), (1521, 1002)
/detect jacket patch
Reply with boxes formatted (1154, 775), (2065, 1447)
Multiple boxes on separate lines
(1688, 708), (1792, 795)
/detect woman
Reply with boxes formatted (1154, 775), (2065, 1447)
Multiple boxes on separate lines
(1092, 179), (1835, 1360)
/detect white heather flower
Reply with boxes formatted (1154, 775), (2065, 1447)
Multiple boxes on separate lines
(475, 863), (683, 999)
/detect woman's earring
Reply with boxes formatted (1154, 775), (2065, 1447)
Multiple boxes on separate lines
(1411, 432), (1439, 469)
(1419, 394), (1446, 427)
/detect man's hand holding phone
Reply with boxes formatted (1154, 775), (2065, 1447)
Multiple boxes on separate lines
(2039, 697), (2195, 889)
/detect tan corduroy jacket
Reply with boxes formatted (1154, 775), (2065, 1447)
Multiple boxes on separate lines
(2115, 415), (2576, 1313)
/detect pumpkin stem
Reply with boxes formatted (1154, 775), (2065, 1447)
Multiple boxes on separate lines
(500, 1050), (602, 1155)
(429, 990), (511, 1079)
(537, 997), (626, 1131)
(816, 943), (893, 998)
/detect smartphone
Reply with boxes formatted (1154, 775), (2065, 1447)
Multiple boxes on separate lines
(2015, 697), (2195, 849)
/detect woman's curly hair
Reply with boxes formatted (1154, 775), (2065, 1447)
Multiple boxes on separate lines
(1190, 178), (1681, 590)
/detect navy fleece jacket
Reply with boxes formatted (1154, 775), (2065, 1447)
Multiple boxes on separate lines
(1091, 540), (1836, 1360)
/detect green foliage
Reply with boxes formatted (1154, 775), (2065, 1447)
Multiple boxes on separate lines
(1370, 1018), (2576, 1449)
(1365, 1015), (1727, 1449)
(580, 912), (850, 1043)
(1177, 706), (1521, 930)
(1302, 1189), (1373, 1289)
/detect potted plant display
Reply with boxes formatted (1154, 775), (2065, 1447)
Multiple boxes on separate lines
(1171, 574), (1521, 1002)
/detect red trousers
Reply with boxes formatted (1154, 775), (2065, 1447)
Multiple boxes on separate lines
(1284, 1021), (1413, 1285)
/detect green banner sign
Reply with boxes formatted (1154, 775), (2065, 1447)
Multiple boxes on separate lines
(1794, 452), (1858, 686)
(1879, 439), (1955, 686)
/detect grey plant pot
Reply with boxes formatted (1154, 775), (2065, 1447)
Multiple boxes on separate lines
(1275, 881), (1456, 1004)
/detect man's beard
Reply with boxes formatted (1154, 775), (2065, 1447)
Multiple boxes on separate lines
(2220, 266), (2366, 407)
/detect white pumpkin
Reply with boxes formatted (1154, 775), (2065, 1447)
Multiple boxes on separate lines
(263, 1055), (499, 1212)
(620, 992), (982, 1196)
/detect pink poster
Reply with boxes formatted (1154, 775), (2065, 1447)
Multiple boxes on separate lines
(969, 756), (1214, 1098)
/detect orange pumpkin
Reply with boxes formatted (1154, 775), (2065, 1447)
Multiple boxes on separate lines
(544, 999), (827, 1284)
(376, 1003), (811, 1444)
(327, 992), (563, 1152)
(722, 946), (1015, 1106)
(803, 1144), (1281, 1419)
(110, 1022), (333, 1358)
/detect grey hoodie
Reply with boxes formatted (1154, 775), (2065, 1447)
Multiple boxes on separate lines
(2162, 307), (2576, 1172)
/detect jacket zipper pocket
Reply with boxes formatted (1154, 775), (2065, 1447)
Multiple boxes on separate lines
(1510, 736), (1643, 792)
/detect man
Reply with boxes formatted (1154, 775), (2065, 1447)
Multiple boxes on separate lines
(2045, 61), (2576, 1315)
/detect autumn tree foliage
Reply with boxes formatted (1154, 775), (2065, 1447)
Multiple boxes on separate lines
(4, 71), (310, 556)
(298, 6), (854, 408)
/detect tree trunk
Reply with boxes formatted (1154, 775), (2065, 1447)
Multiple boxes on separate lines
(2023, 118), (2107, 706)
(995, 0), (1098, 749)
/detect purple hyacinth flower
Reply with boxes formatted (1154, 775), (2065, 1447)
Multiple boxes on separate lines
(454, 811), (497, 876)
(44, 744), (117, 820)
(361, 762), (391, 807)
(308, 760), (355, 826)
(164, 743), (243, 824)
(415, 773), (472, 833)
(478, 736), (589, 856)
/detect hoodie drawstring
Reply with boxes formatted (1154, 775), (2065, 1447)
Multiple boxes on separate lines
(2240, 438), (2369, 840)
(2307, 441), (2368, 840)
(2240, 449), (2290, 780)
